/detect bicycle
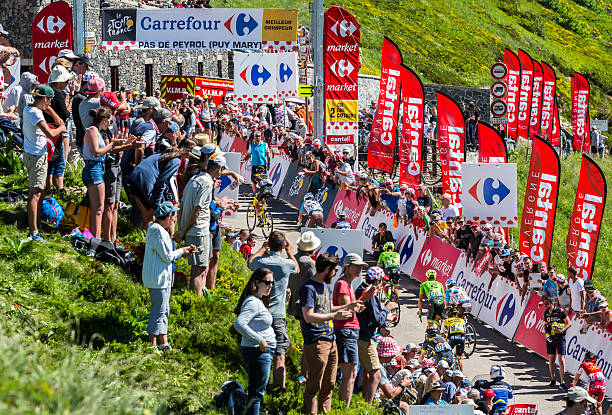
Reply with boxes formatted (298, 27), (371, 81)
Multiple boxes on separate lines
(246, 187), (274, 238)
(463, 314), (477, 357)
(378, 276), (401, 327)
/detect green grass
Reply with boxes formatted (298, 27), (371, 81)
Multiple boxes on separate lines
(508, 142), (612, 298)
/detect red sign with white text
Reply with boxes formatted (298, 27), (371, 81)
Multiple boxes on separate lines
(539, 62), (556, 142)
(512, 292), (548, 357)
(507, 403), (538, 415)
(325, 188), (367, 229)
(398, 64), (424, 189)
(368, 37), (402, 173)
(566, 155), (607, 280)
(502, 49), (520, 140)
(436, 92), (465, 213)
(528, 60), (543, 140)
(517, 50), (533, 141)
(326, 134), (354, 145)
(195, 77), (234, 106)
(412, 236), (461, 284)
(571, 73), (590, 152)
(478, 121), (507, 163)
(32, 1), (73, 84)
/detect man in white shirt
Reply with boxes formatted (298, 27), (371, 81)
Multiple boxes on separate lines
(567, 266), (585, 313)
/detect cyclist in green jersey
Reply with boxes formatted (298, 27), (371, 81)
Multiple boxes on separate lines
(377, 242), (401, 278)
(418, 269), (445, 328)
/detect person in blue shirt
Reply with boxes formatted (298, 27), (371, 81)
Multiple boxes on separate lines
(424, 382), (449, 405)
(379, 180), (400, 214)
(244, 132), (270, 193)
(541, 266), (559, 303)
(488, 365), (514, 414)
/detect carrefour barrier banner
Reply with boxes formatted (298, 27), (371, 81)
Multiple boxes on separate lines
(451, 254), (488, 318)
(437, 92), (465, 213)
(234, 52), (279, 103)
(539, 62), (556, 142)
(461, 163), (517, 227)
(502, 49), (520, 140)
(101, 8), (298, 50)
(512, 292), (548, 358)
(357, 209), (408, 254)
(276, 52), (298, 98)
(528, 60), (543, 140)
(517, 49), (533, 141)
(566, 155), (607, 280)
(476, 275), (528, 340)
(398, 226), (428, 276)
(325, 189), (368, 229)
(411, 236), (461, 284)
(368, 37), (402, 173)
(571, 72), (591, 152)
(216, 152), (241, 218)
(519, 136), (560, 266)
(399, 64), (424, 189)
(305, 227), (365, 284)
(268, 153), (291, 197)
(239, 159), (252, 184)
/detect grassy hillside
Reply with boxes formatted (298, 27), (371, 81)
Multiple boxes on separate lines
(220, 0), (611, 122)
(508, 143), (611, 296)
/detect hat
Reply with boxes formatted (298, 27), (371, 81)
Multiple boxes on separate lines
(483, 389), (495, 398)
(406, 188), (416, 195)
(422, 358), (436, 367)
(405, 358), (420, 369)
(137, 97), (162, 111)
(200, 143), (218, 155)
(403, 343), (419, 353)
(399, 184), (408, 190)
(555, 274), (567, 284)
(567, 386), (597, 404)
(296, 231), (321, 251)
(470, 221), (480, 228)
(482, 223), (492, 230)
(167, 121), (179, 133)
(344, 253), (367, 267)
(100, 91), (121, 110)
(493, 242), (504, 249)
(584, 280), (596, 291)
(74, 55), (91, 66)
(48, 65), (75, 83)
(452, 370), (465, 378)
(154, 108), (173, 123)
(500, 249), (511, 257)
(154, 201), (179, 218)
(208, 153), (227, 168)
(82, 71), (98, 82)
(86, 77), (105, 94)
(188, 146), (201, 160)
(437, 360), (450, 369)
(598, 301), (608, 309)
(57, 49), (78, 60)
(457, 389), (469, 400)
(431, 212), (441, 221)
(429, 381), (444, 391)
(0, 24), (8, 35)
(462, 379), (473, 388)
(313, 138), (322, 146)
(391, 369), (412, 386)
(31, 84), (55, 98)
(444, 369), (454, 378)
(195, 134), (212, 146)
(377, 337), (402, 358)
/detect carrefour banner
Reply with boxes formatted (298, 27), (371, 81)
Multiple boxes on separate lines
(101, 8), (298, 50)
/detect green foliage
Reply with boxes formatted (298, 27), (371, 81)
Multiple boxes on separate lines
(0, 140), (23, 174)
(0, 235), (32, 257)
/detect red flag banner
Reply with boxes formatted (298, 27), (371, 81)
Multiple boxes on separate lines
(566, 155), (607, 280)
(529, 60), (543, 140)
(323, 6), (360, 146)
(551, 94), (561, 146)
(517, 50), (534, 141)
(571, 72), (590, 152)
(32, 1), (74, 84)
(437, 92), (465, 213)
(502, 49), (520, 140)
(539, 62), (556, 142)
(368, 37), (402, 173)
(398, 64), (424, 189)
(478, 121), (507, 163)
(519, 135), (561, 266)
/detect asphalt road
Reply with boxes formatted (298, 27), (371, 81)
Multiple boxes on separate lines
(223, 186), (588, 413)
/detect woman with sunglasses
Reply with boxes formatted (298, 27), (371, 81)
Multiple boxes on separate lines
(234, 268), (276, 415)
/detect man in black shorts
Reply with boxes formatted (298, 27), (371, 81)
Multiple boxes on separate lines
(544, 298), (572, 390)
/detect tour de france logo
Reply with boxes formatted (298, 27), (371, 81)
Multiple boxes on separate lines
(103, 10), (137, 41)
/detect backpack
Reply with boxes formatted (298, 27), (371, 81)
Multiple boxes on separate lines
(214, 381), (247, 415)
(60, 202), (91, 232)
(71, 235), (141, 276)
(41, 197), (64, 227)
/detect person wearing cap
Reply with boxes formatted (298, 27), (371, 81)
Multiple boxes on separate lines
(422, 359), (450, 403)
(287, 231), (320, 319)
(310, 138), (325, 162)
(14, 72), (39, 122)
(143, 201), (198, 351)
(598, 300), (612, 334)
(248, 231), (298, 390)
(22, 85), (67, 242)
(244, 131), (270, 194)
(355, 267), (398, 404)
(333, 253), (372, 406)
(557, 274), (572, 310)
(423, 381), (448, 405)
(555, 386), (597, 415)
(377, 338), (412, 411)
(403, 344), (420, 362)
(442, 370), (465, 403)
(79, 76), (107, 132)
(567, 266), (586, 314)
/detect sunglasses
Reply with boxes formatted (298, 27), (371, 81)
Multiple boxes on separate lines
(259, 280), (274, 286)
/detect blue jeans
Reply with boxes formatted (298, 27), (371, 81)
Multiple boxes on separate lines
(241, 346), (274, 415)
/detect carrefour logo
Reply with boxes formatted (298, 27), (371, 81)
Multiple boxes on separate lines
(398, 234), (414, 265)
(326, 245), (349, 266)
(240, 64), (272, 86)
(269, 162), (282, 185)
(524, 310), (537, 330)
(420, 249), (432, 268)
(468, 178), (510, 206)
(279, 63), (293, 83)
(224, 13), (258, 36)
(495, 293), (516, 327)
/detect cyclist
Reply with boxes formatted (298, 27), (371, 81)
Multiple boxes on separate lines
(331, 211), (352, 229)
(571, 351), (606, 414)
(297, 193), (324, 228)
(441, 305), (466, 372)
(252, 174), (273, 217)
(377, 242), (401, 284)
(421, 327), (454, 366)
(418, 270), (446, 328)
(445, 277), (472, 317)
(488, 365), (514, 415)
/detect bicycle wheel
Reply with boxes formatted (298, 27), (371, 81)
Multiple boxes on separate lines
(261, 210), (273, 238)
(464, 322), (477, 357)
(246, 204), (257, 232)
(387, 291), (400, 327)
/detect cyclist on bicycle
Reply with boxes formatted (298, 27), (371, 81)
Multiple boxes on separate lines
(252, 173), (273, 216)
(571, 351), (606, 414)
(331, 211), (352, 229)
(421, 327), (454, 366)
(441, 304), (466, 372)
(445, 277), (472, 318)
(297, 193), (324, 228)
(377, 242), (401, 284)
(418, 270), (445, 328)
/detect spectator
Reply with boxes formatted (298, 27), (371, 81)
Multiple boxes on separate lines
(287, 231), (320, 320)
(371, 222), (394, 261)
(467, 222), (485, 262)
(541, 267), (559, 303)
(22, 85), (66, 242)
(79, 76), (104, 131)
(16, 72), (38, 121)
(232, 229), (249, 252)
(423, 381), (448, 405)
(334, 151), (355, 186)
(416, 184), (432, 212)
(423, 360), (449, 403)
(598, 301), (612, 333)
(440, 369), (456, 403)
(440, 193), (459, 220)
(302, 151), (325, 193)
(142, 201), (197, 351)
(567, 266), (586, 314)
(402, 343), (420, 362)
(333, 253), (369, 406)
(239, 235), (256, 260)
(464, 101), (479, 151)
(311, 138), (325, 162)
(379, 180), (400, 214)
(72, 72), (94, 154)
(244, 131), (270, 193)
(428, 212), (451, 242)
(580, 281), (606, 331)
(453, 216), (471, 251)
(356, 266), (397, 404)
(380, 368), (412, 412)
(557, 274), (572, 310)
(396, 185), (414, 221)
(476, 389), (495, 414)
(555, 386), (596, 415)
(299, 253), (361, 415)
(248, 231), (299, 390)
(233, 268), (276, 415)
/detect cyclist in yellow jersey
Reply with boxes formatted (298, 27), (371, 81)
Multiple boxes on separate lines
(418, 269), (445, 328)
(441, 304), (466, 371)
